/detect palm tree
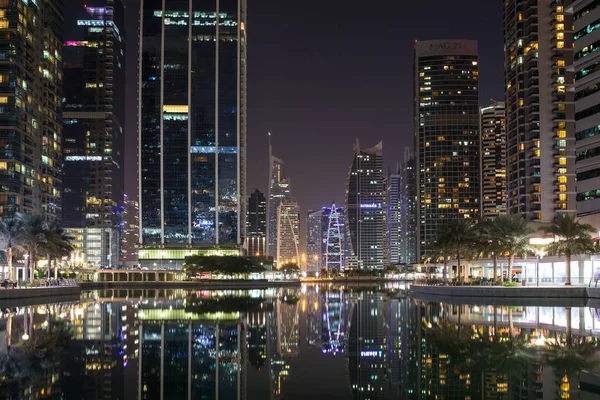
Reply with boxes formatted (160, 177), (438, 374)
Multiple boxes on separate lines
(431, 235), (454, 283)
(41, 221), (73, 279)
(14, 213), (48, 283)
(0, 217), (21, 281)
(542, 214), (596, 286)
(476, 219), (503, 282)
(436, 219), (476, 282)
(487, 215), (532, 282)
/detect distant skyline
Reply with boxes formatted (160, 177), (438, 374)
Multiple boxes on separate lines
(70, 0), (504, 251)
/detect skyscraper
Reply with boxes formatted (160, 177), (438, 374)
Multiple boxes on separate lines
(307, 204), (347, 273)
(345, 139), (385, 269)
(480, 100), (507, 218)
(573, 0), (600, 230)
(386, 170), (401, 266)
(63, 1), (126, 268)
(138, 0), (247, 268)
(0, 0), (63, 218)
(306, 209), (323, 273)
(276, 198), (300, 266)
(399, 150), (417, 265)
(324, 203), (345, 272)
(247, 189), (267, 258)
(267, 139), (291, 262)
(504, 0), (575, 221)
(414, 40), (481, 259)
(122, 194), (139, 265)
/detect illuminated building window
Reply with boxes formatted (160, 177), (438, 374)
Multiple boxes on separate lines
(557, 60), (565, 66)
(557, 130), (567, 138)
(558, 176), (567, 183)
(559, 184), (567, 192)
(163, 105), (188, 113)
(559, 193), (567, 201)
(559, 157), (567, 165)
(0, 96), (7, 104)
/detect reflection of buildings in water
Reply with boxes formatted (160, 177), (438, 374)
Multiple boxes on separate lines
(62, 302), (125, 400)
(383, 297), (400, 388)
(402, 301), (600, 400)
(267, 288), (300, 400)
(247, 310), (268, 370)
(306, 288), (347, 355)
(346, 291), (386, 399)
(277, 298), (300, 359)
(139, 320), (246, 400)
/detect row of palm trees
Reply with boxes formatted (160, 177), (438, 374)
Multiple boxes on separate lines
(0, 213), (73, 283)
(431, 213), (596, 285)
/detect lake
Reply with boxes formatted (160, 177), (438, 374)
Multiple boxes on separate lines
(0, 284), (599, 399)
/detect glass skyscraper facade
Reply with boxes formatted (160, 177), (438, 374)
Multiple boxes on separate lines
(399, 149), (417, 265)
(246, 188), (266, 257)
(345, 139), (385, 269)
(414, 40), (481, 260)
(386, 170), (401, 266)
(138, 0), (247, 267)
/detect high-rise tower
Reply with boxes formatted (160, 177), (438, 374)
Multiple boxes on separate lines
(503, 0), (575, 221)
(386, 170), (401, 266)
(573, 0), (600, 230)
(414, 40), (481, 260)
(480, 100), (507, 218)
(324, 202), (344, 272)
(345, 139), (385, 269)
(247, 189), (267, 258)
(267, 134), (291, 263)
(276, 198), (300, 266)
(63, 1), (126, 268)
(0, 0), (63, 218)
(138, 0), (247, 268)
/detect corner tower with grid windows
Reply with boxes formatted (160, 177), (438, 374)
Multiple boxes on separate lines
(138, 0), (247, 268)
(0, 0), (63, 218)
(413, 40), (481, 260)
(480, 100), (507, 218)
(503, 0), (576, 222)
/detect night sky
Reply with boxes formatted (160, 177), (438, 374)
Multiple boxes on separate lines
(73, 0), (505, 249)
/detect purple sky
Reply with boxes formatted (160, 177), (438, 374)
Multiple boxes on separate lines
(113, 0), (504, 249)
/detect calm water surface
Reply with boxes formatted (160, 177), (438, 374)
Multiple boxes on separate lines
(0, 284), (599, 399)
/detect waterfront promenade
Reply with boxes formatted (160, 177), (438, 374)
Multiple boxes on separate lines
(410, 283), (600, 301)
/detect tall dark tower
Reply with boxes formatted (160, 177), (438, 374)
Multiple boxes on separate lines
(247, 189), (267, 257)
(63, 1), (126, 268)
(414, 40), (481, 260)
(345, 139), (385, 269)
(138, 0), (247, 268)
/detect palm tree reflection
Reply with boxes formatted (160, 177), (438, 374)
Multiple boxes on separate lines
(424, 304), (599, 399)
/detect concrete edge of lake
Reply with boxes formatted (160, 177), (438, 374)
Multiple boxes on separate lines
(410, 284), (600, 302)
(80, 280), (302, 290)
(0, 286), (81, 304)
